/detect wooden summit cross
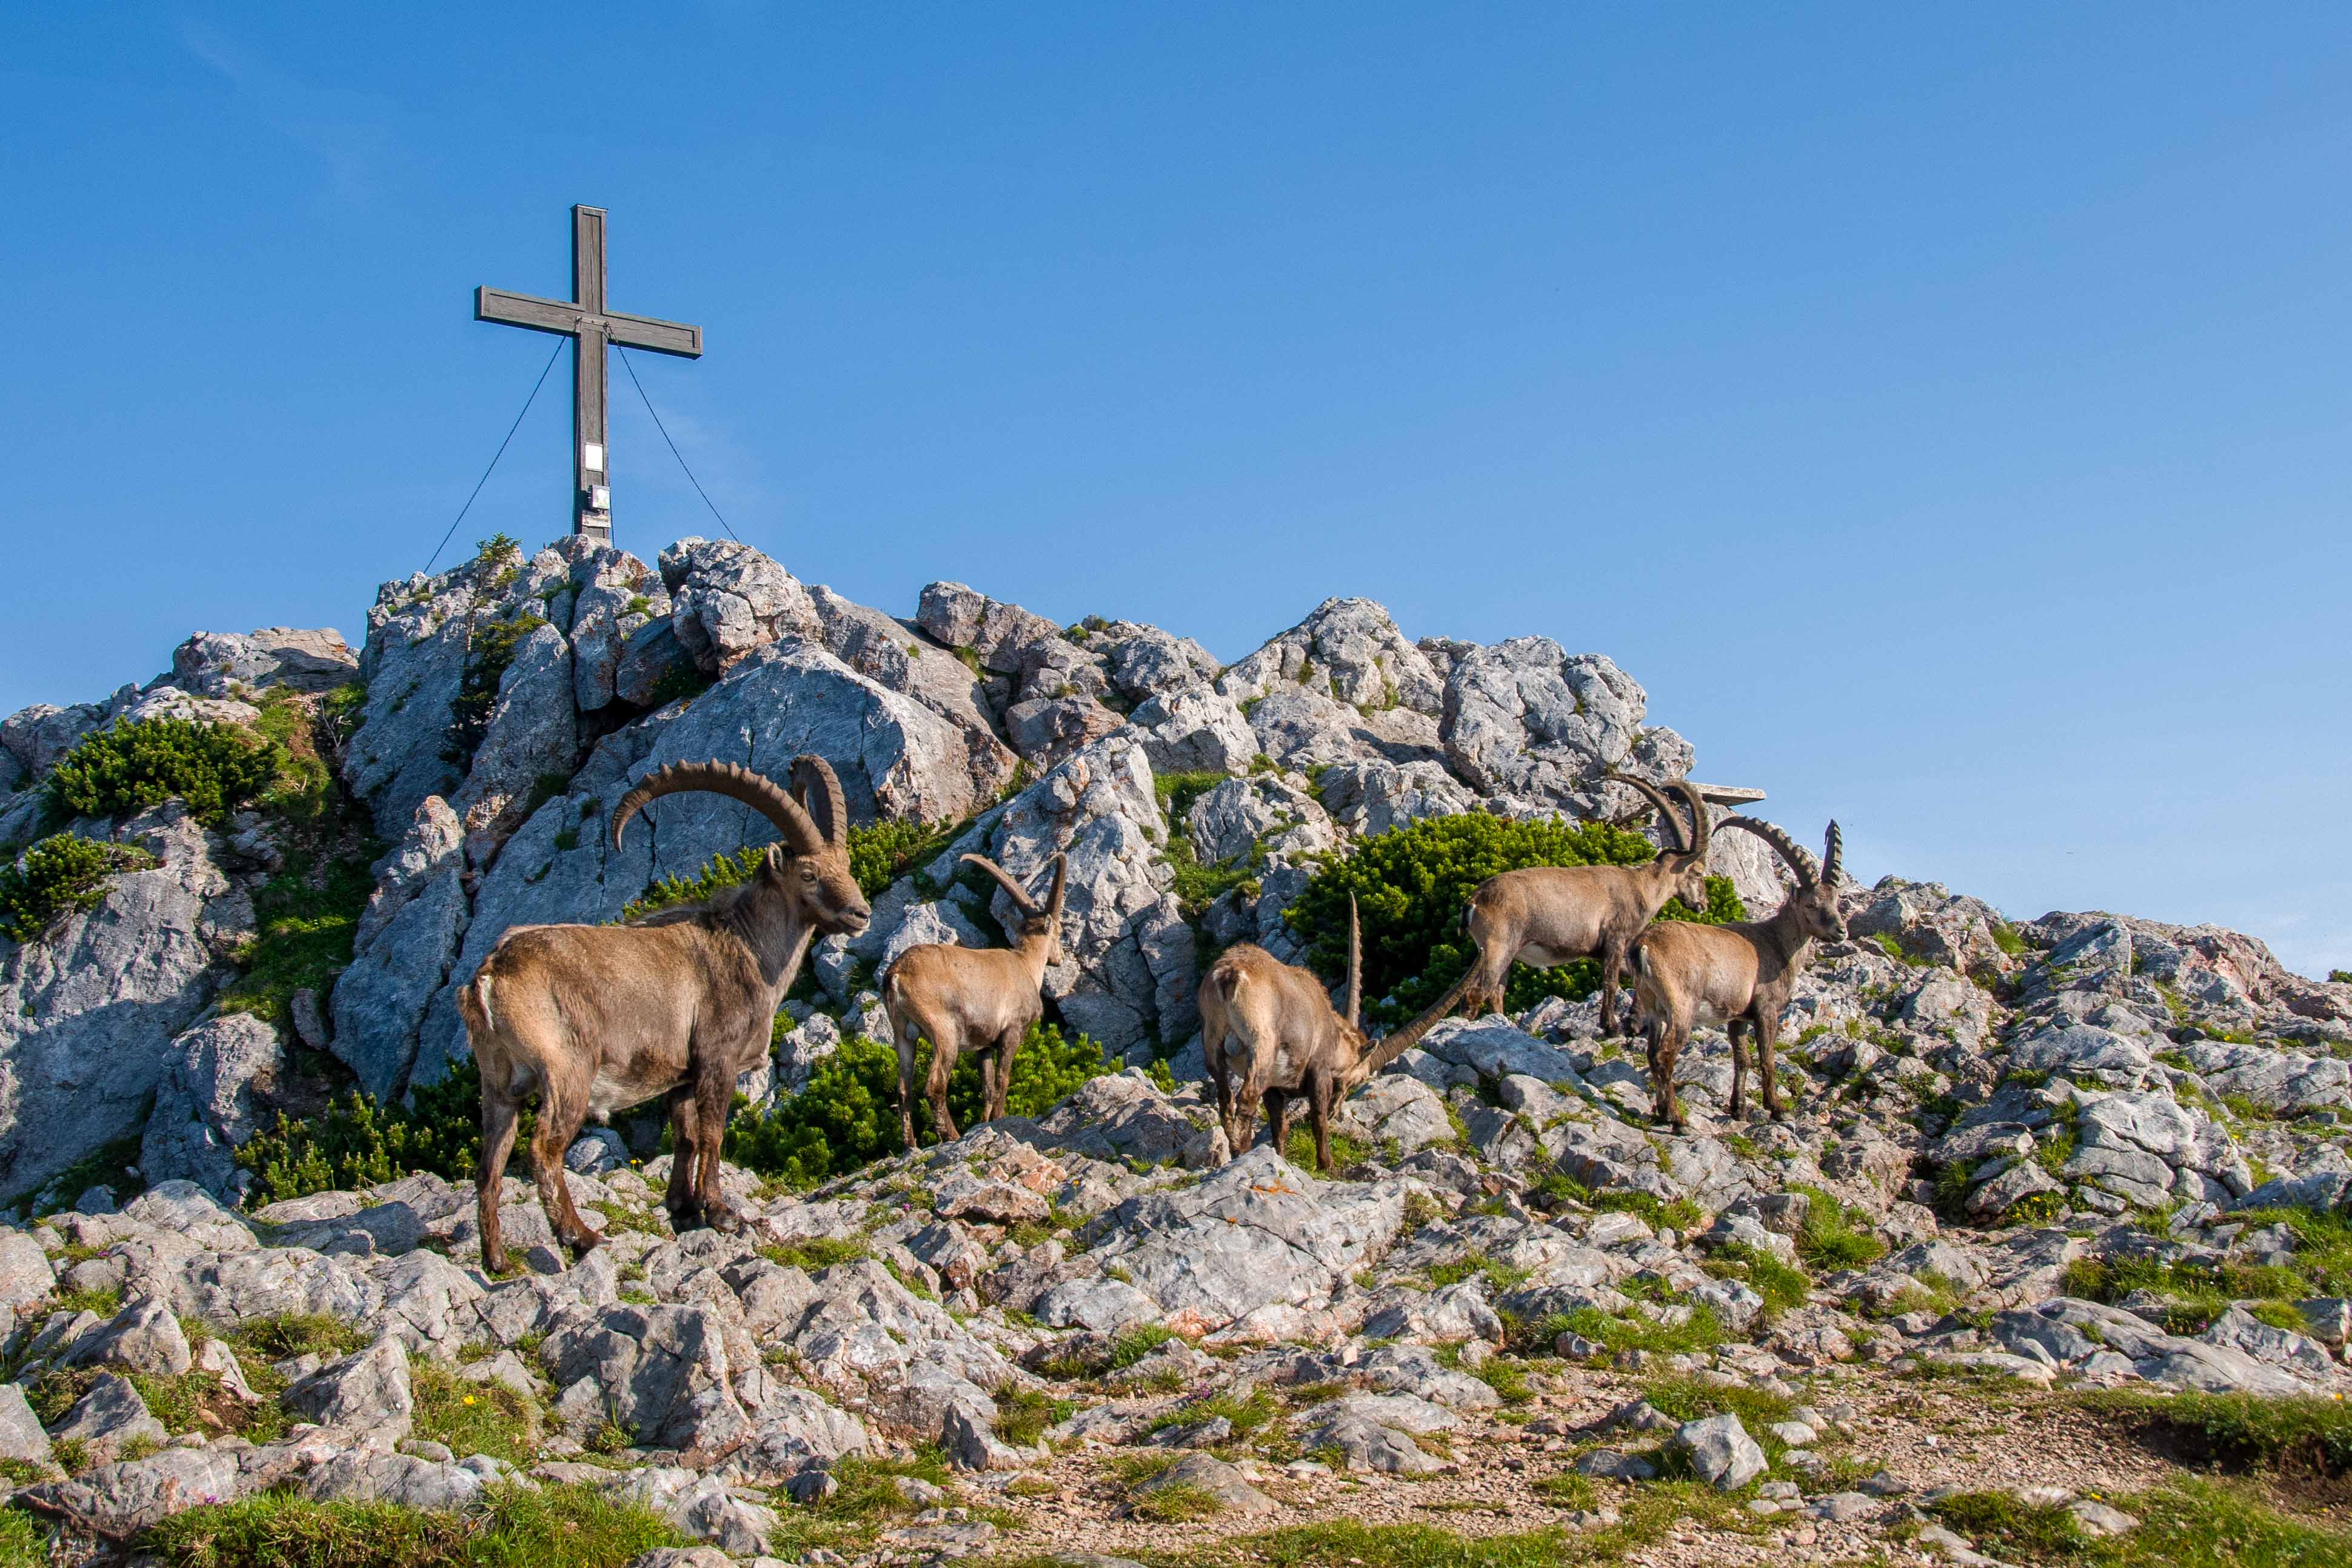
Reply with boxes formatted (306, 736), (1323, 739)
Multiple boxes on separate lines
(476, 205), (703, 542)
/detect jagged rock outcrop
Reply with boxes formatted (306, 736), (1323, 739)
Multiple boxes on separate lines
(0, 805), (249, 1204)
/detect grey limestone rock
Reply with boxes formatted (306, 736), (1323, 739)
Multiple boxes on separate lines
(541, 1302), (750, 1455)
(1131, 685), (1260, 775)
(0, 805), (239, 1204)
(306, 1449), (486, 1509)
(283, 1334), (416, 1447)
(172, 627), (356, 698)
(1131, 1449), (1279, 1512)
(0, 1381), (52, 1464)
(664, 538), (821, 674)
(1217, 597), (1444, 715)
(65, 1295), (192, 1376)
(15, 1445), (244, 1534)
(140, 1013), (284, 1198)
(1675, 1411), (1768, 1490)
(0, 1230), (55, 1307)
(50, 1372), (169, 1463)
(1440, 637), (1681, 817)
(1081, 1146), (1405, 1330)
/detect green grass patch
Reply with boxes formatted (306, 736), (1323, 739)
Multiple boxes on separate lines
(1131, 1481), (1224, 1522)
(138, 1480), (689, 1568)
(1178, 1484), (1759, 1566)
(1705, 1243), (1811, 1315)
(1283, 1126), (1371, 1172)
(1149, 1387), (1279, 1438)
(1423, 1250), (1530, 1296)
(1590, 1190), (1705, 1232)
(994, 1387), (1077, 1447)
(215, 847), (376, 1029)
(1538, 1303), (1726, 1357)
(1789, 1184), (1887, 1270)
(410, 1363), (541, 1466)
(227, 1312), (368, 1363)
(2079, 1389), (2352, 1478)
(758, 1236), (872, 1273)
(1928, 1489), (2089, 1556)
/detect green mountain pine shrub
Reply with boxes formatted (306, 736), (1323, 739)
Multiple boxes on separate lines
(0, 833), (158, 941)
(719, 1022), (1110, 1188)
(48, 718), (283, 826)
(237, 1063), (491, 1205)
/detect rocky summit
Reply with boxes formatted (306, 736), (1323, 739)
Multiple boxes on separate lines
(2, 532), (2350, 1567)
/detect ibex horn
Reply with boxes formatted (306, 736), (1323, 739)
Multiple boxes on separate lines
(1345, 893), (1361, 1031)
(611, 759), (824, 856)
(1820, 820), (1843, 887)
(1715, 815), (1820, 889)
(1672, 779), (1713, 862)
(960, 854), (1044, 918)
(790, 756), (851, 849)
(1608, 773), (1690, 854)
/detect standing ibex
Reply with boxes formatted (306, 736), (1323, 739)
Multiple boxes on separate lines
(1200, 896), (1469, 1170)
(1629, 817), (1845, 1129)
(1456, 776), (1715, 1035)
(460, 757), (871, 1274)
(880, 853), (1067, 1150)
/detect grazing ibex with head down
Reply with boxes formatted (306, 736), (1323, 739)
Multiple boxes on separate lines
(1629, 816), (1846, 1129)
(1456, 776), (1716, 1035)
(880, 852), (1067, 1149)
(461, 756), (871, 1274)
(1200, 896), (1469, 1170)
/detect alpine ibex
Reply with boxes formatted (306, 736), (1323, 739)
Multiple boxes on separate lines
(1629, 817), (1846, 1129)
(880, 853), (1067, 1150)
(1200, 896), (1469, 1170)
(461, 756), (871, 1273)
(1456, 776), (1715, 1035)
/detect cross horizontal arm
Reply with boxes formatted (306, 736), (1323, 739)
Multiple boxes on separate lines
(475, 286), (589, 336)
(474, 288), (702, 358)
(604, 310), (702, 358)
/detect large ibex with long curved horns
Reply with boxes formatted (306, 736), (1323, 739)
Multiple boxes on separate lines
(1200, 896), (1470, 1170)
(1629, 816), (1846, 1129)
(880, 852), (1067, 1149)
(1454, 776), (1717, 1035)
(459, 756), (871, 1273)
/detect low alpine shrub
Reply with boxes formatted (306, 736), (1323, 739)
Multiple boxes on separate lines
(720, 1022), (1110, 1187)
(236, 1063), (490, 1204)
(0, 833), (156, 941)
(48, 718), (282, 826)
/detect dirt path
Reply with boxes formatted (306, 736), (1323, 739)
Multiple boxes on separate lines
(981, 1367), (2194, 1565)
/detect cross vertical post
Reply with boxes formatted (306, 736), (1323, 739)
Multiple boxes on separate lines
(572, 206), (610, 539)
(476, 205), (704, 543)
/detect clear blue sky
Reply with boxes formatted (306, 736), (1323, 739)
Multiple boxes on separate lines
(4, 6), (2348, 976)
